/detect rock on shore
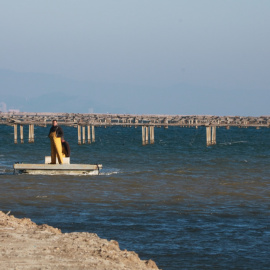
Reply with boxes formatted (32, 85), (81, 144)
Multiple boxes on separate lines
(0, 211), (160, 270)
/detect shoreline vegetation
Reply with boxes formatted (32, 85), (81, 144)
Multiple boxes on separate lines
(0, 211), (159, 270)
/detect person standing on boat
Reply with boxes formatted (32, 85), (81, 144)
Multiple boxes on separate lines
(61, 137), (70, 157)
(48, 120), (64, 164)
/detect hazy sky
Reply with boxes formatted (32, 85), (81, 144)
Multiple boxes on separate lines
(1, 1), (270, 115)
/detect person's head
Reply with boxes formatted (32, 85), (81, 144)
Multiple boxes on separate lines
(52, 120), (58, 126)
(61, 137), (65, 143)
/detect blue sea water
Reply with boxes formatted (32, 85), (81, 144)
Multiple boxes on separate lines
(0, 124), (269, 270)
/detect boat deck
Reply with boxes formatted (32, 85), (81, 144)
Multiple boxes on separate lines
(14, 163), (102, 175)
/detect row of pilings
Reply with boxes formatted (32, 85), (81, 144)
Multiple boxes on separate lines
(77, 125), (95, 144)
(11, 124), (97, 145)
(2, 113), (269, 146)
(10, 123), (223, 146)
(142, 126), (155, 145)
(13, 124), (35, 144)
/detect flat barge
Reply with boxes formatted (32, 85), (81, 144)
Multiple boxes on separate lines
(14, 158), (102, 175)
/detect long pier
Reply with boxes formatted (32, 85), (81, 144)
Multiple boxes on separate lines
(1, 112), (270, 146)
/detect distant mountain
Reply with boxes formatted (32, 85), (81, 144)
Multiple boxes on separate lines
(2, 68), (266, 116)
(0, 69), (96, 113)
(1, 68), (205, 114)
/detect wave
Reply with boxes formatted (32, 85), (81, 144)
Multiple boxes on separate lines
(99, 168), (121, 176)
(219, 140), (247, 145)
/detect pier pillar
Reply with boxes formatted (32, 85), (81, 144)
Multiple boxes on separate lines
(28, 125), (31, 143)
(87, 125), (91, 144)
(206, 126), (217, 146)
(32, 125), (35, 143)
(145, 126), (149, 144)
(82, 126), (86, 144)
(211, 126), (216, 145)
(14, 124), (18, 144)
(28, 124), (34, 143)
(206, 127), (211, 146)
(20, 125), (24, 144)
(150, 126), (155, 144)
(92, 125), (95, 142)
(78, 125), (81, 145)
(142, 126), (146, 145)
(142, 126), (153, 145)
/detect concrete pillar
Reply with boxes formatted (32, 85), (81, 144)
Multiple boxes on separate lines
(31, 124), (34, 143)
(82, 126), (86, 144)
(145, 126), (149, 144)
(206, 126), (217, 146)
(14, 124), (17, 144)
(211, 126), (216, 145)
(92, 125), (95, 142)
(142, 126), (146, 145)
(87, 125), (91, 144)
(28, 124), (34, 143)
(206, 126), (211, 146)
(28, 125), (31, 143)
(20, 125), (24, 144)
(150, 126), (154, 144)
(78, 125), (81, 145)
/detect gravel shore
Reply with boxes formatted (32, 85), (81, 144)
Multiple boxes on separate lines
(0, 211), (160, 270)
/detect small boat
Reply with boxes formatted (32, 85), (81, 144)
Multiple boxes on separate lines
(13, 156), (102, 175)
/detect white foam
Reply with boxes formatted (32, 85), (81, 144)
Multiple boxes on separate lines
(99, 169), (120, 176)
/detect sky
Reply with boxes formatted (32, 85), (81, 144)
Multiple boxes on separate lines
(0, 0), (270, 115)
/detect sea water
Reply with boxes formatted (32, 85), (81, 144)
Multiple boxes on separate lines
(0, 124), (269, 270)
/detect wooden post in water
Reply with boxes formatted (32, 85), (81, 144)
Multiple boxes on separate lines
(82, 126), (86, 144)
(87, 125), (91, 144)
(78, 125), (81, 145)
(150, 126), (155, 144)
(20, 125), (24, 144)
(14, 124), (18, 144)
(92, 125), (95, 142)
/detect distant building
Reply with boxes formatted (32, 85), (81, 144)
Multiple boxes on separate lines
(0, 102), (7, 112)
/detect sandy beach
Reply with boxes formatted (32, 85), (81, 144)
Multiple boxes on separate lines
(0, 211), (159, 270)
